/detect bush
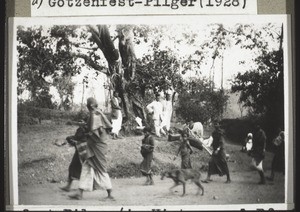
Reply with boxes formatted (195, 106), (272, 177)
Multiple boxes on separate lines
(220, 118), (254, 145)
(221, 115), (281, 149)
(176, 90), (228, 123)
(72, 110), (89, 122)
(18, 115), (39, 125)
(17, 104), (115, 128)
(18, 104), (87, 125)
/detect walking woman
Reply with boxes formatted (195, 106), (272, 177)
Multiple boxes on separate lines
(69, 97), (114, 200)
(140, 127), (155, 185)
(203, 123), (231, 183)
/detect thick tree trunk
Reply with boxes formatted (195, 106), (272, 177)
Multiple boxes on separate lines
(91, 25), (145, 133)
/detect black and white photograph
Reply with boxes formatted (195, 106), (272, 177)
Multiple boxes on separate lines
(7, 15), (293, 211)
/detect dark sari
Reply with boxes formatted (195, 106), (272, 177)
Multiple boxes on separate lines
(68, 150), (82, 181)
(208, 129), (229, 176)
(85, 110), (112, 174)
(66, 126), (88, 181)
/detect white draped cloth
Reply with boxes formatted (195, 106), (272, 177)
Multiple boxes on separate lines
(111, 97), (122, 135)
(161, 100), (173, 131)
(79, 161), (112, 191)
(146, 100), (165, 137)
(190, 122), (204, 139)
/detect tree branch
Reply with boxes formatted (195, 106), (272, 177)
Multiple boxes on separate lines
(87, 26), (105, 51)
(71, 52), (109, 75)
(70, 41), (98, 51)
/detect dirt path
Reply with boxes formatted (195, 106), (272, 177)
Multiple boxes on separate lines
(19, 169), (285, 208)
(17, 124), (285, 210)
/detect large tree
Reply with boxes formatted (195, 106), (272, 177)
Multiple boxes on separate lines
(17, 22), (282, 131)
(17, 24), (205, 125)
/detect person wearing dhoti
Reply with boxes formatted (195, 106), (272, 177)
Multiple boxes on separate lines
(111, 91), (123, 139)
(69, 97), (114, 200)
(140, 127), (155, 185)
(249, 125), (267, 185)
(146, 94), (166, 137)
(203, 123), (231, 184)
(161, 93), (173, 133)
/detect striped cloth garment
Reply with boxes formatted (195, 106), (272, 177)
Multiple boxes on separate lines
(75, 139), (88, 163)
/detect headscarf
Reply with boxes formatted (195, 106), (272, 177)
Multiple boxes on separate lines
(87, 97), (98, 110)
(87, 97), (112, 130)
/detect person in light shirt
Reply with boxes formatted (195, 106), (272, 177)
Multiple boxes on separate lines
(146, 93), (166, 137)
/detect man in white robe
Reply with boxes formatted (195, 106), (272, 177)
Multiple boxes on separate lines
(146, 94), (166, 137)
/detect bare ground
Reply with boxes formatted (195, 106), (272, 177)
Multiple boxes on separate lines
(17, 122), (285, 208)
(19, 171), (284, 206)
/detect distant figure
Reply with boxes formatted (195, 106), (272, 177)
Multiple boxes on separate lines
(249, 125), (267, 185)
(111, 91), (123, 139)
(174, 132), (193, 169)
(140, 127), (155, 185)
(267, 131), (285, 181)
(241, 133), (253, 152)
(203, 123), (231, 184)
(146, 93), (166, 137)
(68, 97), (114, 200)
(161, 92), (173, 133)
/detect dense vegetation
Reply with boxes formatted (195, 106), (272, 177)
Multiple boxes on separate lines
(17, 22), (284, 143)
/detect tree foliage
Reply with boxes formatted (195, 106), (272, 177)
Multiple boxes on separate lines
(53, 75), (75, 110)
(17, 25), (81, 108)
(176, 78), (229, 123)
(16, 22), (283, 132)
(231, 25), (284, 140)
(231, 49), (284, 131)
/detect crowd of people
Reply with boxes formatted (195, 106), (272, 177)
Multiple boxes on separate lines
(59, 91), (285, 201)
